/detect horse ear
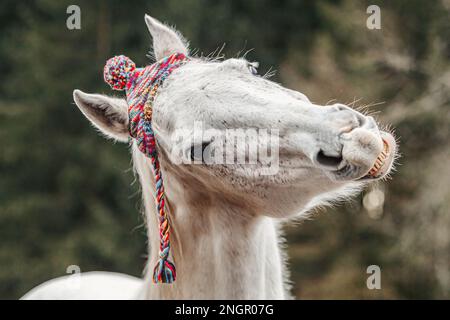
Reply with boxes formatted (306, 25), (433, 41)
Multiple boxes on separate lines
(145, 14), (189, 60)
(73, 89), (129, 142)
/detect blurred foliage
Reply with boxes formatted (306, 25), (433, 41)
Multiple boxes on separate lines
(0, 0), (448, 299)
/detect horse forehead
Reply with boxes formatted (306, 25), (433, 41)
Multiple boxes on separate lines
(156, 58), (313, 125)
(171, 59), (251, 84)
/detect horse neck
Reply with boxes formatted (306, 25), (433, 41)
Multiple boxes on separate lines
(132, 147), (288, 299)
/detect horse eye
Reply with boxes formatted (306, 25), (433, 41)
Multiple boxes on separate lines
(248, 64), (258, 75)
(190, 141), (212, 163)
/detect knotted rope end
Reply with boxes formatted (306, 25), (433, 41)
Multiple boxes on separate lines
(152, 258), (176, 284)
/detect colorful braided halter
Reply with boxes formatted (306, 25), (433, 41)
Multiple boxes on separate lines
(104, 53), (188, 283)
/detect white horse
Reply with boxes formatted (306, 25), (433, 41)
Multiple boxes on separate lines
(22, 15), (397, 299)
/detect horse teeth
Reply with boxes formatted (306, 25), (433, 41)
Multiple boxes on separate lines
(366, 139), (392, 177)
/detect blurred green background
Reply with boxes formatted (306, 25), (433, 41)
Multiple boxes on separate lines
(0, 0), (449, 299)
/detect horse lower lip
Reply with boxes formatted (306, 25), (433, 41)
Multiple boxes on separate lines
(333, 163), (359, 180)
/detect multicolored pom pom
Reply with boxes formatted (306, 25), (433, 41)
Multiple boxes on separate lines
(103, 55), (136, 91)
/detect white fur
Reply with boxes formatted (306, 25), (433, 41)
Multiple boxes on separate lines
(23, 15), (396, 300)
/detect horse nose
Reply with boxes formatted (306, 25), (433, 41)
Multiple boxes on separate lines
(328, 104), (368, 133)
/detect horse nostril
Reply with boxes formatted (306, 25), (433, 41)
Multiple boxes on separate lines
(330, 104), (349, 112)
(338, 113), (367, 134)
(362, 116), (377, 130)
(330, 105), (367, 132)
(315, 149), (343, 168)
(355, 113), (366, 127)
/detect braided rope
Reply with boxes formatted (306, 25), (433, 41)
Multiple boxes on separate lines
(104, 53), (187, 283)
